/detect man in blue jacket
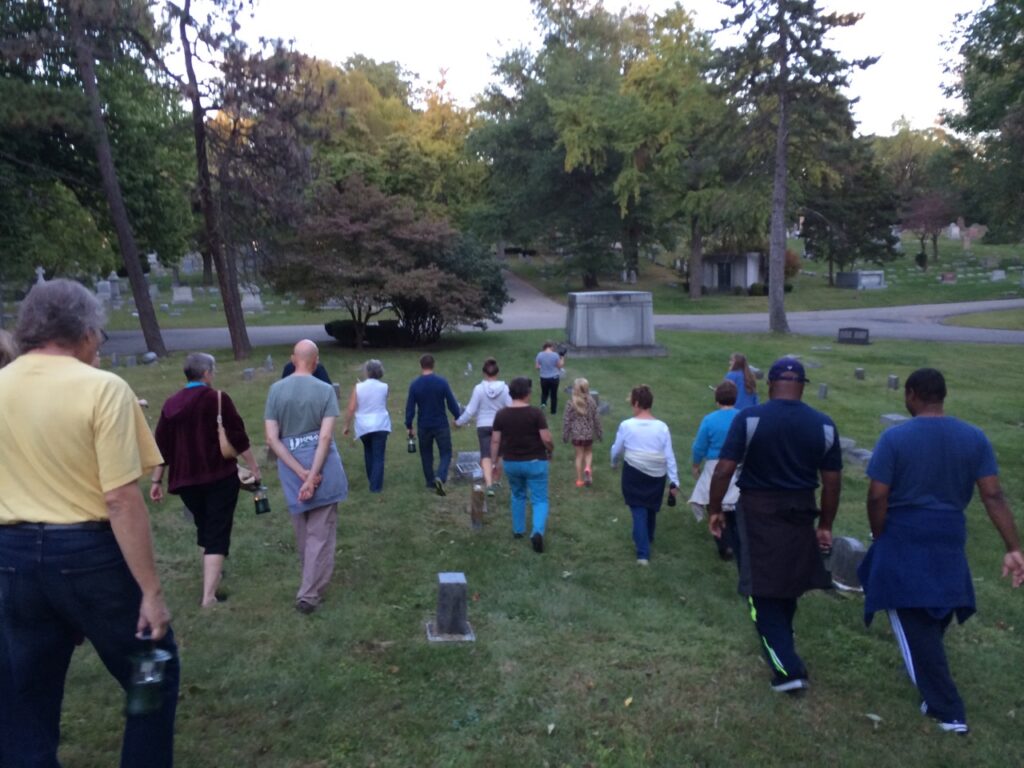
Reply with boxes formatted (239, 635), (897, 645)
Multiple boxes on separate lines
(405, 354), (461, 495)
(858, 367), (1024, 734)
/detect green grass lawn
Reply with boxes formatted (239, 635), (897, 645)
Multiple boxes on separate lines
(506, 235), (1024, 315)
(60, 330), (1024, 766)
(944, 309), (1024, 330)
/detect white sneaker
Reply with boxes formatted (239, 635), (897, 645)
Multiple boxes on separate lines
(771, 677), (810, 693)
(938, 721), (969, 734)
(636, 558), (649, 566)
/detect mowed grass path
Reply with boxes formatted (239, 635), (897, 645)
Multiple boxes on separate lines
(60, 330), (1024, 767)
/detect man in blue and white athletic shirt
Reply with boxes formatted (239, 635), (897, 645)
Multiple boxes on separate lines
(708, 357), (842, 696)
(858, 367), (1024, 735)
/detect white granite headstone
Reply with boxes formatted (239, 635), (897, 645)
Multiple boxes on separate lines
(171, 286), (194, 305)
(240, 287), (263, 312)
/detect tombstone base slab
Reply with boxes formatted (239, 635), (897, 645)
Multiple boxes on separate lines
(425, 620), (476, 643)
(562, 344), (667, 359)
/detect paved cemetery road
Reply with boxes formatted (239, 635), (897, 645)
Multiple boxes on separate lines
(103, 271), (1024, 354)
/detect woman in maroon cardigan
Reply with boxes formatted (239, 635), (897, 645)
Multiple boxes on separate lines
(150, 352), (261, 607)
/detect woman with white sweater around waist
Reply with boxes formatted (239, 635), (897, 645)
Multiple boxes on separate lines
(455, 357), (511, 495)
(611, 385), (680, 565)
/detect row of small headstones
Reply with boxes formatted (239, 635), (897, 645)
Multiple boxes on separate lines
(815, 368), (899, 401)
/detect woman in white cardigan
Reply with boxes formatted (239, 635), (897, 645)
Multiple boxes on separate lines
(610, 385), (680, 565)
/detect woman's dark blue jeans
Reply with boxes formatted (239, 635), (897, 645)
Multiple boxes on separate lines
(0, 524), (179, 768)
(360, 431), (389, 493)
(629, 505), (658, 560)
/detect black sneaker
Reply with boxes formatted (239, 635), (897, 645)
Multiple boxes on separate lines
(434, 478), (447, 496)
(531, 532), (544, 553)
(295, 599), (317, 615)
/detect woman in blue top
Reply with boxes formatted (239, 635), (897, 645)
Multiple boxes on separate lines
(688, 380), (740, 560)
(725, 353), (759, 411)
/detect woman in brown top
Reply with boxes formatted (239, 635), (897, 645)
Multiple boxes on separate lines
(491, 377), (554, 553)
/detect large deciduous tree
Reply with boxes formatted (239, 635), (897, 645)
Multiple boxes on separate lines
(269, 175), (508, 347)
(0, 0), (171, 353)
(944, 1), (1024, 242)
(716, 0), (874, 332)
(800, 136), (899, 284)
(168, 0), (252, 359)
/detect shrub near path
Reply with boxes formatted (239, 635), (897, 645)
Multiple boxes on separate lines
(58, 330), (1024, 767)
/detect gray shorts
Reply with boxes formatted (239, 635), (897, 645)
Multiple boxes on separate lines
(477, 427), (494, 459)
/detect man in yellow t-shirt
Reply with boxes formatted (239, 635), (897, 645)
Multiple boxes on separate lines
(0, 280), (177, 768)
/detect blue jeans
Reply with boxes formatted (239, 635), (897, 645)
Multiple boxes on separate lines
(418, 426), (452, 485)
(629, 505), (658, 559)
(0, 525), (179, 768)
(503, 460), (549, 536)
(360, 431), (388, 492)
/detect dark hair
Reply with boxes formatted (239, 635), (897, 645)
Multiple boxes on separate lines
(715, 380), (738, 406)
(183, 352), (215, 382)
(542, 341), (555, 351)
(509, 376), (532, 400)
(906, 368), (946, 404)
(482, 357), (499, 377)
(630, 384), (653, 410)
(419, 354), (435, 370)
(15, 279), (105, 353)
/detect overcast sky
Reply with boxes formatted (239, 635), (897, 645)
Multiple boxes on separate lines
(242, 0), (982, 137)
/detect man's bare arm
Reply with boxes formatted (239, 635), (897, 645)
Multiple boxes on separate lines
(977, 475), (1024, 588)
(707, 458), (738, 538)
(105, 482), (171, 639)
(265, 420), (309, 479)
(866, 479), (890, 539)
(817, 469), (842, 550)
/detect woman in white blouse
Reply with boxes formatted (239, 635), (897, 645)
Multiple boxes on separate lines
(610, 385), (680, 565)
(343, 359), (391, 492)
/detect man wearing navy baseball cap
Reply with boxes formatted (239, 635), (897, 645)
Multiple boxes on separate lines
(708, 356), (842, 695)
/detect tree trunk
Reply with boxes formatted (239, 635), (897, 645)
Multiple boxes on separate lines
(930, 232), (939, 263)
(622, 217), (640, 275)
(768, 13), (791, 334)
(827, 249), (834, 287)
(202, 250), (213, 285)
(179, 0), (251, 360)
(688, 216), (703, 300)
(70, 9), (166, 356)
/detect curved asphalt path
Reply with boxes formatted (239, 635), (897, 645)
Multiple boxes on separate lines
(104, 270), (1024, 354)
